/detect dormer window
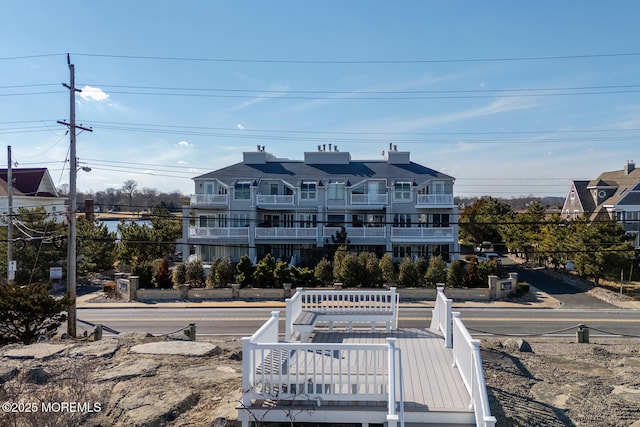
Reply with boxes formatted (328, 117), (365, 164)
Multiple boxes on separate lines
(394, 182), (411, 201)
(234, 182), (251, 200)
(300, 181), (317, 200)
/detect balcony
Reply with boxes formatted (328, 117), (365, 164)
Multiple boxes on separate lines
(390, 226), (454, 242)
(190, 194), (229, 206)
(351, 193), (388, 205)
(189, 226), (249, 240)
(416, 193), (454, 207)
(255, 227), (317, 239)
(256, 194), (295, 205)
(323, 226), (386, 240)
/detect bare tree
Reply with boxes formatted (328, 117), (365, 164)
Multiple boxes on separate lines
(121, 180), (138, 212)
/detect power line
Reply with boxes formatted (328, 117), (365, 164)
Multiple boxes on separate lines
(67, 51), (640, 64)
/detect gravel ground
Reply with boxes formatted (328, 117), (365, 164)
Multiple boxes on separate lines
(482, 337), (640, 427)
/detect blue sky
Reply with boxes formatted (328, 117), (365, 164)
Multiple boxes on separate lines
(2, 1), (639, 197)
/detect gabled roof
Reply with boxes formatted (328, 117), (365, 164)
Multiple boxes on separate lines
(0, 168), (59, 197)
(572, 180), (594, 213)
(194, 159), (453, 186)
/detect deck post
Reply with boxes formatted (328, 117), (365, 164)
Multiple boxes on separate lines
(451, 312), (461, 368)
(386, 338), (398, 427)
(241, 337), (252, 413)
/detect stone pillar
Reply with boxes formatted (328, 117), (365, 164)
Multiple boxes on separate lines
(128, 276), (139, 301)
(488, 275), (498, 300)
(179, 284), (189, 300)
(231, 283), (241, 299)
(283, 283), (293, 299)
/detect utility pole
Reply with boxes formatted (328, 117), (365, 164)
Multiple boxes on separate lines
(7, 145), (14, 284)
(58, 54), (92, 338)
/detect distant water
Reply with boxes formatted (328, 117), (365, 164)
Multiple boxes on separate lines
(100, 219), (152, 236)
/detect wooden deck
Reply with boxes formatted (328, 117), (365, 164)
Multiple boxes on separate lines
(312, 328), (472, 414)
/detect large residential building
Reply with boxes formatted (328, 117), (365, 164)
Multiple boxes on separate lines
(180, 145), (459, 265)
(562, 160), (640, 247)
(0, 168), (66, 223)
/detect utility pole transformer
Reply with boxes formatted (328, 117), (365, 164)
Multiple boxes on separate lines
(58, 54), (92, 338)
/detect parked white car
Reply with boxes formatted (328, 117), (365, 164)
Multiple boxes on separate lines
(477, 252), (502, 264)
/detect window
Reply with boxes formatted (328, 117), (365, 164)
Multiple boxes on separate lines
(433, 181), (445, 194)
(394, 182), (411, 200)
(234, 182), (251, 200)
(232, 213), (249, 227)
(205, 183), (214, 194)
(418, 213), (428, 227)
(327, 214), (345, 227)
(367, 214), (384, 227)
(199, 214), (227, 228)
(432, 213), (450, 227)
(299, 214), (317, 228)
(393, 245), (412, 258)
(570, 189), (575, 200)
(394, 213), (411, 227)
(301, 182), (316, 200)
(328, 183), (345, 200)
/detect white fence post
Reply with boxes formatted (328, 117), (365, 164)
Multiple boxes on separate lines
(386, 337), (399, 427)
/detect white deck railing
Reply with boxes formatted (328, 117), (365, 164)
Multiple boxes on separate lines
(255, 227), (317, 239)
(322, 226), (386, 240)
(285, 288), (399, 342)
(242, 311), (395, 412)
(190, 193), (228, 205)
(256, 194), (295, 205)
(351, 193), (388, 205)
(430, 285), (453, 348)
(452, 312), (497, 427)
(188, 226), (249, 239)
(416, 194), (454, 206)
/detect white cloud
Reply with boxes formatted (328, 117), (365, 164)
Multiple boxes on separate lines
(237, 123), (245, 130)
(177, 160), (189, 165)
(79, 85), (109, 102)
(143, 170), (156, 175)
(178, 141), (193, 147)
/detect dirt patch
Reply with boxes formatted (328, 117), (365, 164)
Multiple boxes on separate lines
(483, 338), (640, 426)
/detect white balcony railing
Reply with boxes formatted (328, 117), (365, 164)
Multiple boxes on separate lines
(255, 227), (317, 239)
(390, 226), (453, 241)
(416, 194), (454, 206)
(190, 193), (229, 206)
(256, 194), (295, 205)
(323, 226), (386, 240)
(351, 193), (388, 205)
(189, 226), (249, 239)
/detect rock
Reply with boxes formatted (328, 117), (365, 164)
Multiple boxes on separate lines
(130, 341), (220, 357)
(104, 382), (199, 427)
(117, 332), (156, 347)
(3, 343), (73, 360)
(228, 350), (242, 361)
(179, 366), (238, 383)
(502, 338), (533, 353)
(0, 365), (19, 383)
(25, 366), (51, 385)
(68, 340), (119, 358)
(97, 359), (160, 382)
(214, 416), (229, 427)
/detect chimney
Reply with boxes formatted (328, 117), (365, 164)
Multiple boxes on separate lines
(394, 144), (398, 151)
(389, 142), (393, 151)
(334, 145), (338, 152)
(328, 143), (332, 152)
(323, 144), (326, 152)
(317, 145), (322, 152)
(625, 160), (635, 175)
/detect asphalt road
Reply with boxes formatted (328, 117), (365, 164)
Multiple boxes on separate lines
(77, 306), (640, 338)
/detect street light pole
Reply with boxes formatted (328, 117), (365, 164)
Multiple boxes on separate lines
(58, 55), (91, 338)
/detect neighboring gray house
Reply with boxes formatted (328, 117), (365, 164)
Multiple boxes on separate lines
(562, 160), (640, 247)
(180, 145), (459, 265)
